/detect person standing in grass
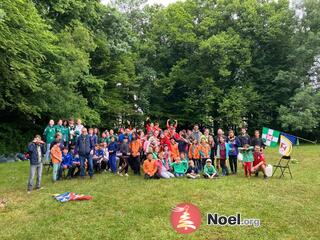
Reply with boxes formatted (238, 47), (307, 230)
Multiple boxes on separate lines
(118, 137), (130, 176)
(75, 118), (84, 137)
(50, 141), (62, 182)
(43, 119), (56, 162)
(203, 159), (218, 179)
(199, 137), (211, 171)
(129, 133), (141, 175)
(188, 139), (201, 171)
(251, 130), (265, 149)
(108, 136), (118, 174)
(238, 127), (251, 147)
(238, 144), (254, 178)
(61, 120), (70, 148)
(27, 135), (45, 193)
(216, 136), (230, 176)
(68, 118), (76, 147)
(227, 130), (240, 174)
(170, 157), (188, 177)
(186, 160), (200, 179)
(74, 127), (95, 179)
(54, 119), (63, 134)
(143, 152), (158, 179)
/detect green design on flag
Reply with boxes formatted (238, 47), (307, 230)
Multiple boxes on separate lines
(262, 127), (280, 147)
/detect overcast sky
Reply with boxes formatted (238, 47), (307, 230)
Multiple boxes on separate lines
(101, 0), (179, 7)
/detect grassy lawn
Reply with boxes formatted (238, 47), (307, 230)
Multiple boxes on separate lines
(0, 145), (319, 240)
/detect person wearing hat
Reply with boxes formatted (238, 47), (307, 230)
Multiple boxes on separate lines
(203, 159), (218, 179)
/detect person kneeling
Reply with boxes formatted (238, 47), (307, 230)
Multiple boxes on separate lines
(93, 144), (104, 173)
(143, 152), (159, 179)
(186, 160), (200, 179)
(203, 159), (218, 179)
(58, 147), (73, 180)
(252, 145), (268, 179)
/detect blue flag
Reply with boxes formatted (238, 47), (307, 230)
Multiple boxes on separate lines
(281, 133), (297, 145)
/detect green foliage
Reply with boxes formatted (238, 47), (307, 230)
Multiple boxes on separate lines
(279, 87), (320, 131)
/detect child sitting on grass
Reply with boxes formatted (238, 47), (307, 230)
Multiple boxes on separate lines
(171, 157), (188, 177)
(155, 151), (175, 179)
(143, 152), (158, 179)
(238, 144), (254, 178)
(203, 159), (218, 179)
(186, 160), (200, 179)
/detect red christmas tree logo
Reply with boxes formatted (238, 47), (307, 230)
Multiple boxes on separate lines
(170, 203), (201, 234)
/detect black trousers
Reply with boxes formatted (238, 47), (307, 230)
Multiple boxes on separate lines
(93, 159), (102, 173)
(220, 159), (229, 175)
(144, 174), (159, 179)
(129, 155), (141, 175)
(229, 155), (237, 173)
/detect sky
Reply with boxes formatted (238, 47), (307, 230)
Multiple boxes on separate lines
(101, 0), (178, 7)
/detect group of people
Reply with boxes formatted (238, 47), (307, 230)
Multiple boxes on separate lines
(27, 117), (268, 193)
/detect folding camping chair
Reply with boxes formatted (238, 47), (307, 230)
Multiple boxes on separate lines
(272, 155), (293, 179)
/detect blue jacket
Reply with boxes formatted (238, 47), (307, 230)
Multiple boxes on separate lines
(227, 137), (241, 156)
(75, 134), (94, 156)
(61, 152), (73, 167)
(72, 156), (80, 164)
(108, 142), (118, 155)
(28, 142), (46, 165)
(94, 149), (104, 157)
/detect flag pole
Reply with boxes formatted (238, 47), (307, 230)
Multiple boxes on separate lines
(294, 136), (317, 144)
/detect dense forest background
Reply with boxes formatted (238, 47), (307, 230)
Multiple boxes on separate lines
(0, 0), (320, 153)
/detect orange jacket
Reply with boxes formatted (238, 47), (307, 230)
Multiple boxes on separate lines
(130, 139), (141, 157)
(199, 143), (210, 159)
(188, 144), (200, 159)
(143, 159), (157, 176)
(51, 144), (62, 164)
(171, 143), (180, 161)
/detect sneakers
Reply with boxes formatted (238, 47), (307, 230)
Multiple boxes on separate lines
(125, 173), (129, 177)
(27, 191), (31, 194)
(119, 173), (123, 177)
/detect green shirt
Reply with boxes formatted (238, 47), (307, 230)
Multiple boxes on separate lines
(61, 126), (70, 142)
(238, 147), (254, 162)
(204, 164), (217, 175)
(171, 160), (188, 174)
(54, 124), (63, 134)
(44, 125), (56, 144)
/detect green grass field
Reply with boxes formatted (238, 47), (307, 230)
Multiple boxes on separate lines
(0, 145), (319, 240)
